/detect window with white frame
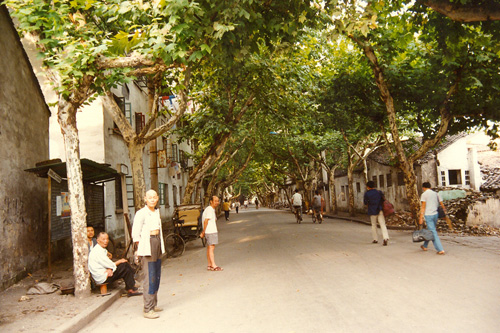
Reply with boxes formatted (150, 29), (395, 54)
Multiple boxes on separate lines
(159, 183), (165, 206)
(171, 144), (179, 162)
(165, 184), (170, 207)
(448, 169), (462, 185)
(465, 170), (470, 186)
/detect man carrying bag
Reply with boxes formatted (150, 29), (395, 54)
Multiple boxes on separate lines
(419, 182), (446, 255)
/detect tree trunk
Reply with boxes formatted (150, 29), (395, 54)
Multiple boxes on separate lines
(401, 163), (421, 218)
(182, 132), (232, 204)
(195, 178), (203, 205)
(204, 173), (219, 205)
(358, 40), (422, 220)
(128, 141), (147, 211)
(57, 98), (90, 298)
(347, 165), (355, 217)
(328, 167), (338, 215)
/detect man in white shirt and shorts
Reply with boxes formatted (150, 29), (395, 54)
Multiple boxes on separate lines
(291, 189), (303, 222)
(201, 196), (223, 271)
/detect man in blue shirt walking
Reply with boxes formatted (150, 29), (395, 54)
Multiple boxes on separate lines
(364, 181), (390, 246)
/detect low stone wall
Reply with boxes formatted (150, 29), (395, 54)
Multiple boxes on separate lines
(467, 198), (500, 228)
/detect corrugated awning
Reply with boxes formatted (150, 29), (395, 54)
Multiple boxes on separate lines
(25, 158), (119, 183)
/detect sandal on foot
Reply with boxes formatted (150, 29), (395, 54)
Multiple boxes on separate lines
(420, 245), (428, 251)
(211, 266), (223, 271)
(207, 266), (214, 271)
(437, 251), (445, 255)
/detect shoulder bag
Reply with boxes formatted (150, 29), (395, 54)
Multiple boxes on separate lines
(380, 191), (395, 217)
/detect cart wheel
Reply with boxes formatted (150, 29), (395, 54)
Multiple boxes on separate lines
(201, 236), (207, 247)
(164, 233), (185, 258)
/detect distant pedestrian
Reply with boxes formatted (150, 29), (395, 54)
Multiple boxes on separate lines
(235, 201), (240, 214)
(255, 198), (259, 209)
(364, 181), (390, 246)
(132, 189), (165, 319)
(312, 190), (324, 221)
(223, 198), (230, 221)
(201, 196), (223, 271)
(419, 182), (446, 255)
(244, 200), (248, 209)
(291, 189), (303, 222)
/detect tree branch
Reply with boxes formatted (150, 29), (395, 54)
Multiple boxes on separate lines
(422, 0), (500, 22)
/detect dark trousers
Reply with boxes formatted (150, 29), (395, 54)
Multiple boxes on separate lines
(224, 210), (229, 220)
(142, 235), (162, 312)
(104, 262), (135, 290)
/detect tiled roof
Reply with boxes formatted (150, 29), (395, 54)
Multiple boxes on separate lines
(480, 167), (500, 191)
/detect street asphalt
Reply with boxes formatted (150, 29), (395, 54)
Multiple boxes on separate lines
(78, 207), (500, 333)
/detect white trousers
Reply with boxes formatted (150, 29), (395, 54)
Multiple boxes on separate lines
(370, 211), (389, 241)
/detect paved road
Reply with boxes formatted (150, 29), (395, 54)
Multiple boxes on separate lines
(82, 208), (500, 333)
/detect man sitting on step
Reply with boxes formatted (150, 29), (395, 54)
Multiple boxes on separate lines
(88, 232), (142, 296)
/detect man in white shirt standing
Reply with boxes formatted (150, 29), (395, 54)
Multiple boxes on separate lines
(88, 232), (141, 296)
(201, 196), (222, 271)
(291, 189), (303, 222)
(132, 189), (166, 319)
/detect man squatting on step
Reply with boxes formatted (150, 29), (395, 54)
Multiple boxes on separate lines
(132, 189), (166, 319)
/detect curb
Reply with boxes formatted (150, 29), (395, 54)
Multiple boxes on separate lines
(58, 289), (122, 333)
(323, 214), (415, 231)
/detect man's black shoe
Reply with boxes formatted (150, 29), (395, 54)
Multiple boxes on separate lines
(127, 290), (143, 297)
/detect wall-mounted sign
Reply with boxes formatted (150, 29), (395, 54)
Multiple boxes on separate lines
(47, 168), (62, 183)
(61, 192), (71, 217)
(158, 150), (167, 168)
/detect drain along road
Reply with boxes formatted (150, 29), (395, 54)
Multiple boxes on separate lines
(82, 208), (500, 333)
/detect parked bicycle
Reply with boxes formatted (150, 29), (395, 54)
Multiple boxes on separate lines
(164, 204), (205, 258)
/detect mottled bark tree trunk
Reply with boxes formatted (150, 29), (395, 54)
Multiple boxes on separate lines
(101, 68), (191, 212)
(194, 179), (203, 205)
(57, 98), (90, 298)
(358, 40), (456, 221)
(182, 93), (255, 204)
(328, 167), (338, 214)
(347, 163), (356, 217)
(183, 132), (231, 205)
(128, 141), (147, 211)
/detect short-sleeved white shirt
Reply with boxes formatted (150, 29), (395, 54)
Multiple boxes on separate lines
(88, 244), (116, 284)
(202, 205), (218, 234)
(421, 189), (441, 215)
(292, 192), (302, 206)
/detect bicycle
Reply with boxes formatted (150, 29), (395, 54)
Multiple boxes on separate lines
(311, 207), (323, 224)
(293, 205), (302, 224)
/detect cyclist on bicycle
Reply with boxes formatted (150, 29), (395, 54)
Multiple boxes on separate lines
(291, 189), (303, 222)
(312, 190), (324, 222)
